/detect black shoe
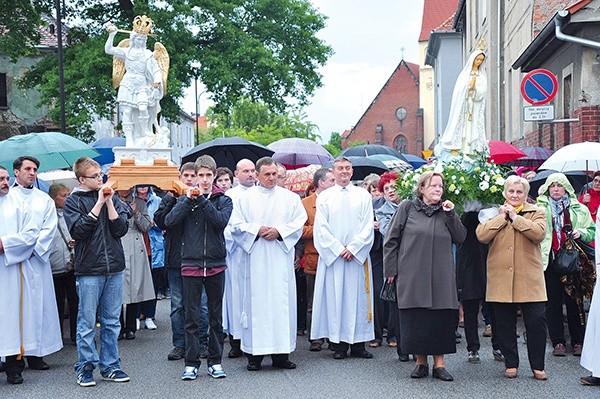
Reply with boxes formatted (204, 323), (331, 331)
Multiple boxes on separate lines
(28, 358), (49, 370)
(246, 361), (262, 371)
(7, 371), (24, 384)
(228, 348), (243, 358)
(167, 347), (185, 361)
(432, 367), (454, 381)
(125, 331), (135, 340)
(272, 360), (296, 369)
(333, 351), (347, 360)
(350, 350), (373, 359)
(410, 364), (429, 378)
(398, 354), (410, 362)
(580, 375), (600, 386)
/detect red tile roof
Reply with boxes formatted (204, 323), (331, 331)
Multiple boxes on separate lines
(419, 0), (460, 41)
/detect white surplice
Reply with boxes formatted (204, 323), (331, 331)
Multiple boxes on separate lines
(0, 189), (62, 357)
(223, 184), (251, 338)
(581, 217), (600, 377)
(311, 184), (375, 344)
(229, 185), (307, 355)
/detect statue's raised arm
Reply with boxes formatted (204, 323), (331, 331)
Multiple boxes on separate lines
(435, 40), (488, 159)
(105, 16), (170, 148)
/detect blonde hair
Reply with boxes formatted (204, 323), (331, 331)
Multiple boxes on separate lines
(414, 171), (444, 198)
(503, 175), (530, 198)
(73, 157), (100, 179)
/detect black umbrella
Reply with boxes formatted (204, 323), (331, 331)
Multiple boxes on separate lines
(324, 156), (389, 181)
(529, 169), (588, 198)
(340, 144), (409, 163)
(181, 137), (274, 170)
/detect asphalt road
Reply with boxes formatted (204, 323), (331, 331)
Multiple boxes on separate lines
(1, 299), (597, 399)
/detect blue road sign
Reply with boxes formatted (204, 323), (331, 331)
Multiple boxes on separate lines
(520, 69), (558, 105)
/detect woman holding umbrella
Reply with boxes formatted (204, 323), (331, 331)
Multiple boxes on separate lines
(537, 173), (595, 357)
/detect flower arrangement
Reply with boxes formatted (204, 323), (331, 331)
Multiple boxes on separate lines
(395, 152), (508, 214)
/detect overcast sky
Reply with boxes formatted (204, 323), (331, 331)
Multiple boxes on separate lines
(181, 0), (425, 144)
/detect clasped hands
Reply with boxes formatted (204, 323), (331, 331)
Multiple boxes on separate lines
(258, 226), (280, 241)
(498, 204), (517, 222)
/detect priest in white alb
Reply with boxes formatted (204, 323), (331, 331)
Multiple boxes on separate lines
(9, 156), (62, 373)
(223, 159), (256, 358)
(311, 156), (375, 359)
(229, 157), (307, 371)
(0, 165), (61, 385)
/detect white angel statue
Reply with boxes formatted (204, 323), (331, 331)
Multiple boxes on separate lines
(435, 40), (488, 159)
(105, 15), (170, 148)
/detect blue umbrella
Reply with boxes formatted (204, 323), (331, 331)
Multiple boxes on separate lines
(91, 137), (126, 165)
(401, 154), (427, 169)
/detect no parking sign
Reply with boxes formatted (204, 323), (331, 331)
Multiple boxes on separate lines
(520, 69), (558, 105)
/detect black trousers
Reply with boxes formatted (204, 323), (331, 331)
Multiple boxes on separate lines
(295, 268), (307, 331)
(333, 341), (366, 353)
(246, 353), (290, 365)
(492, 302), (546, 370)
(544, 267), (585, 347)
(53, 271), (79, 342)
(462, 299), (499, 352)
(183, 272), (225, 367)
(120, 303), (139, 333)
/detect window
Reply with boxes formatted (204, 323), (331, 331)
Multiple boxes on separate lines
(394, 135), (408, 154)
(0, 73), (7, 108)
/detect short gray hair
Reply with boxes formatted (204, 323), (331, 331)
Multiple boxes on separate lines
(503, 175), (530, 198)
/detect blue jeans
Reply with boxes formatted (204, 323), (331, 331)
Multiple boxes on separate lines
(167, 268), (209, 349)
(74, 273), (124, 376)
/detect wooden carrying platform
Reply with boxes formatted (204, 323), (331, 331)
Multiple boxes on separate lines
(105, 158), (187, 195)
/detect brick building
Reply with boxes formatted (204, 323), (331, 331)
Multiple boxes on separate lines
(342, 60), (423, 155)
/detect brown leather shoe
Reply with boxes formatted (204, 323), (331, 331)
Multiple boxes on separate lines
(552, 343), (566, 356)
(368, 340), (381, 348)
(309, 341), (323, 352)
(573, 344), (583, 356)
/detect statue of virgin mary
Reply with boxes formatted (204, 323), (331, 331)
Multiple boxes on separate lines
(435, 42), (488, 159)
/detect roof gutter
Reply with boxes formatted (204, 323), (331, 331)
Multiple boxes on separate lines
(555, 10), (600, 49)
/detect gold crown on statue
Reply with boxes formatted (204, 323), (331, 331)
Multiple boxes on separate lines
(475, 38), (487, 52)
(132, 15), (154, 35)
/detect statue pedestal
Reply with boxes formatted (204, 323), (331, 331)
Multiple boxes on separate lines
(113, 147), (172, 166)
(106, 158), (187, 195)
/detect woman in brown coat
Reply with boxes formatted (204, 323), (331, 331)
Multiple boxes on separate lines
(476, 175), (548, 380)
(384, 171), (466, 382)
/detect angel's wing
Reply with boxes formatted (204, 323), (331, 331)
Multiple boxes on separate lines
(154, 42), (170, 94)
(112, 39), (130, 89)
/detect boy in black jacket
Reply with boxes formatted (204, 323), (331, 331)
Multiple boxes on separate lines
(64, 157), (130, 387)
(164, 155), (233, 380)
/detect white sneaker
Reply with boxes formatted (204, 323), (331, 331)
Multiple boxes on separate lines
(181, 366), (198, 380)
(136, 319), (141, 331)
(145, 318), (157, 330)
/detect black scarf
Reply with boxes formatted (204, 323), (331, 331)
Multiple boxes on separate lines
(414, 197), (442, 217)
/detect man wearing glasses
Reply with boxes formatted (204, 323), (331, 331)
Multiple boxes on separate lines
(64, 157), (130, 387)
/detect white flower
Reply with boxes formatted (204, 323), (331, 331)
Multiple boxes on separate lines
(434, 164), (444, 174)
(451, 175), (457, 181)
(454, 189), (460, 195)
(484, 174), (490, 182)
(479, 181), (490, 190)
(495, 176), (505, 185)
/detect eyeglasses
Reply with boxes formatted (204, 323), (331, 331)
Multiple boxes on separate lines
(82, 172), (104, 180)
(593, 179), (600, 184)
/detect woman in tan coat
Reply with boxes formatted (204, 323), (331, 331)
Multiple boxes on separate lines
(476, 175), (548, 380)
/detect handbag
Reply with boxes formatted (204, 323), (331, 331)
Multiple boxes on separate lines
(552, 236), (581, 275)
(380, 279), (397, 302)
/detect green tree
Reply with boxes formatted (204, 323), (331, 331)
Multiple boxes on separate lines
(323, 131), (342, 156)
(15, 0), (332, 141)
(0, 0), (47, 61)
